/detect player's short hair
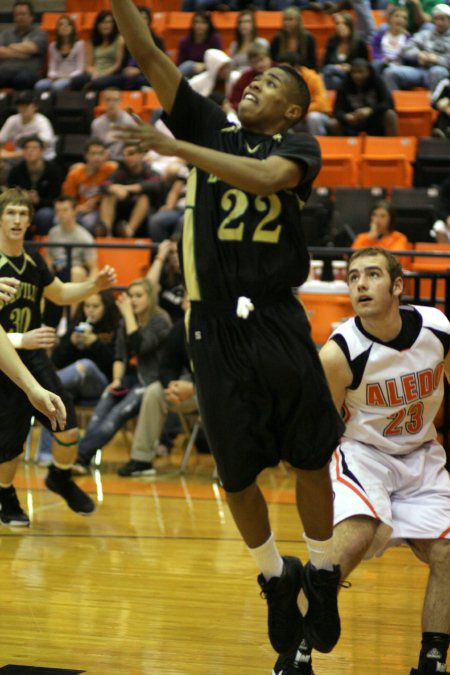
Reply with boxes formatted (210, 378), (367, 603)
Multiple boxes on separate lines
(0, 187), (34, 221)
(348, 247), (404, 287)
(276, 65), (311, 123)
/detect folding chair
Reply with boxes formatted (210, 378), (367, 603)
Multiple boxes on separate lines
(390, 186), (440, 243)
(178, 412), (202, 475)
(414, 138), (450, 188)
(392, 90), (433, 138)
(95, 237), (152, 287)
(314, 136), (363, 188)
(330, 186), (386, 245)
(360, 136), (416, 190)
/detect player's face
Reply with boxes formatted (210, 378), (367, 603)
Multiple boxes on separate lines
(128, 284), (150, 317)
(238, 67), (300, 134)
(0, 204), (31, 242)
(347, 254), (402, 319)
(83, 294), (105, 325)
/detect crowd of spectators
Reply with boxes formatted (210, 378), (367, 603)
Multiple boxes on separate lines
(0, 0), (449, 473)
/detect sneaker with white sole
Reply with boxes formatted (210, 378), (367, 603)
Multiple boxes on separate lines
(272, 640), (314, 674)
(0, 486), (30, 527)
(258, 556), (304, 654)
(118, 460), (156, 477)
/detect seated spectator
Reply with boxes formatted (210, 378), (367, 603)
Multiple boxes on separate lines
(91, 88), (136, 161)
(117, 5), (166, 91)
(386, 0), (440, 34)
(189, 48), (231, 98)
(6, 135), (62, 236)
(321, 13), (369, 89)
(70, 10), (125, 92)
(352, 201), (411, 260)
(73, 278), (172, 474)
(62, 137), (117, 234)
(313, 0), (375, 44)
(0, 90), (56, 162)
(36, 290), (121, 466)
(270, 6), (317, 71)
(430, 175), (450, 242)
(431, 76), (450, 138)
(147, 238), (185, 323)
(229, 41), (272, 110)
(277, 51), (332, 135)
(371, 7), (410, 73)
(43, 195), (99, 327)
(176, 11), (223, 80)
(34, 14), (85, 93)
(0, 0), (47, 90)
(118, 307), (197, 477)
(383, 4), (450, 92)
(228, 9), (269, 82)
(45, 196), (98, 283)
(99, 141), (164, 238)
(329, 58), (398, 136)
(147, 163), (188, 242)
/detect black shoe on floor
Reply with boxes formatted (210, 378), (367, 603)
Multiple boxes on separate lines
(258, 556), (303, 654)
(45, 466), (95, 515)
(0, 486), (30, 527)
(118, 459), (156, 477)
(272, 639), (314, 674)
(302, 562), (341, 653)
(410, 666), (448, 674)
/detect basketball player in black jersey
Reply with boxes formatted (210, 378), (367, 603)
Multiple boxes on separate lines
(0, 187), (117, 527)
(110, 0), (345, 659)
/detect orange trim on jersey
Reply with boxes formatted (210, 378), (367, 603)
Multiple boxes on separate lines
(439, 525), (450, 539)
(333, 449), (380, 520)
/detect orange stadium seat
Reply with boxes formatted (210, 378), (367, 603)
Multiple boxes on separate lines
(66, 0), (104, 12)
(150, 0), (181, 10)
(254, 11), (282, 42)
(211, 12), (239, 50)
(314, 136), (363, 187)
(393, 90), (434, 137)
(411, 242), (450, 308)
(96, 237), (152, 286)
(94, 90), (145, 117)
(164, 12), (193, 52)
(360, 136), (416, 189)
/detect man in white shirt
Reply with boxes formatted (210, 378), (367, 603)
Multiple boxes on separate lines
(91, 88), (136, 162)
(0, 90), (56, 162)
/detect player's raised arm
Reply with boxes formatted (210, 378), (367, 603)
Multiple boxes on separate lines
(110, 0), (181, 114)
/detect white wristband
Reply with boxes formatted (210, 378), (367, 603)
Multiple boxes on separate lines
(8, 333), (24, 349)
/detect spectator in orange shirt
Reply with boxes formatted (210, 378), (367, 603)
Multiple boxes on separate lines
(352, 201), (411, 267)
(62, 137), (117, 234)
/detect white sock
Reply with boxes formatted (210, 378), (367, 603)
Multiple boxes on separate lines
(0, 482), (13, 489)
(248, 533), (284, 581)
(304, 533), (334, 571)
(52, 460), (72, 470)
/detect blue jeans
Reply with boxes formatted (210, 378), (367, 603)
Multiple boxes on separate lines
(77, 384), (146, 463)
(147, 208), (184, 242)
(383, 64), (449, 92)
(36, 359), (109, 460)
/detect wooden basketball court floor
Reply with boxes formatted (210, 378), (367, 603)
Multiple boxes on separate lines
(1, 435), (429, 675)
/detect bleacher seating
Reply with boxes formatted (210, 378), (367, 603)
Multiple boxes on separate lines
(359, 136), (416, 189)
(391, 187), (440, 243)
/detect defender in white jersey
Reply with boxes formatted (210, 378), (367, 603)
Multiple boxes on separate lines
(273, 248), (450, 675)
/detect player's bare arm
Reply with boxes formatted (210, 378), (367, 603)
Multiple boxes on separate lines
(43, 265), (117, 306)
(444, 349), (450, 384)
(319, 339), (353, 412)
(0, 325), (66, 431)
(114, 121), (303, 196)
(110, 0), (181, 114)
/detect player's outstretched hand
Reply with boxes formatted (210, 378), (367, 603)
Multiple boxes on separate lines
(95, 265), (117, 291)
(0, 277), (20, 304)
(22, 326), (57, 350)
(113, 116), (177, 156)
(27, 386), (67, 431)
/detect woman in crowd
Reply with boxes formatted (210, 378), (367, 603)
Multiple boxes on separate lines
(176, 11), (223, 79)
(36, 290), (120, 465)
(330, 58), (397, 136)
(228, 9), (269, 82)
(371, 7), (410, 73)
(321, 13), (369, 89)
(70, 10), (124, 92)
(352, 201), (411, 262)
(73, 278), (171, 473)
(35, 15), (85, 92)
(270, 6), (317, 70)
(147, 238), (185, 324)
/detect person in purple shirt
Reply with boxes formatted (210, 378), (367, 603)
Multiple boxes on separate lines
(176, 11), (223, 79)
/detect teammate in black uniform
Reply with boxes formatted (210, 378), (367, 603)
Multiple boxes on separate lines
(111, 0), (345, 659)
(0, 188), (117, 527)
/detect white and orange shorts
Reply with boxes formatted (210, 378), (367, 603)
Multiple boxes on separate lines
(330, 439), (450, 558)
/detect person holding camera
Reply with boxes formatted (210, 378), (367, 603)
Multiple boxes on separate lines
(73, 278), (171, 474)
